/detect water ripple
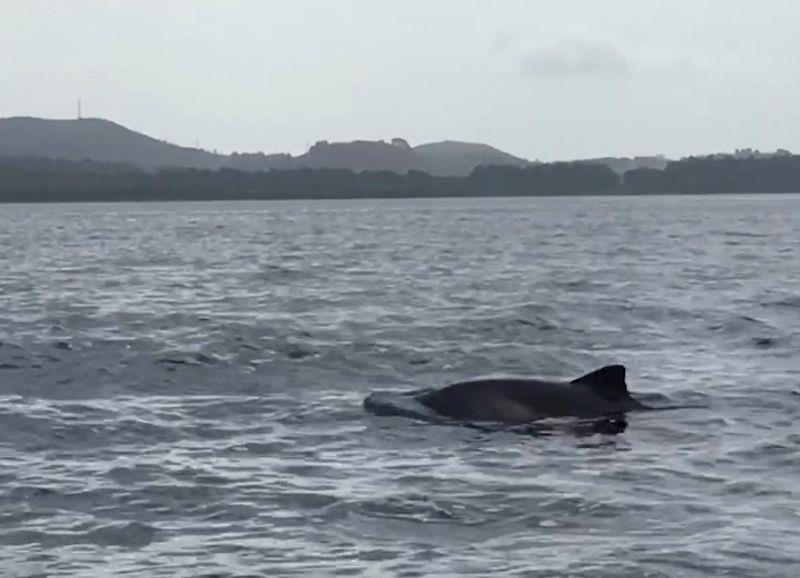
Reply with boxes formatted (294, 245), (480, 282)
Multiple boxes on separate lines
(1, 196), (799, 576)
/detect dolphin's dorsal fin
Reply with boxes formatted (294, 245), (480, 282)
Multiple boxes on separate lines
(571, 364), (628, 399)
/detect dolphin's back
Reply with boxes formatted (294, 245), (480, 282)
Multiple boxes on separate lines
(416, 378), (601, 423)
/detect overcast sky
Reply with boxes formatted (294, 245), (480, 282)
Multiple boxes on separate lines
(1, 0), (798, 160)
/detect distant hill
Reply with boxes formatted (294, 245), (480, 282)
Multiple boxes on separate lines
(226, 152), (297, 171)
(0, 117), (532, 176)
(414, 140), (530, 176)
(0, 117), (225, 171)
(228, 138), (532, 176)
(297, 138), (421, 173)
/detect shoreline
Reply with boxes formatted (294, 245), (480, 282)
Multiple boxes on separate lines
(2, 190), (799, 205)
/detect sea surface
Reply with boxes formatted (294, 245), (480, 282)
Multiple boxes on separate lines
(1, 195), (799, 577)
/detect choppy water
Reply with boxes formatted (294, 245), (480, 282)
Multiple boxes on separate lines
(1, 195), (799, 577)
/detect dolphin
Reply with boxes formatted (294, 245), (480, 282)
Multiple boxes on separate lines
(364, 364), (700, 434)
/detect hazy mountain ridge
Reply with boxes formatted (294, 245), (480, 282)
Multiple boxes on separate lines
(298, 139), (421, 173)
(414, 140), (531, 176)
(3, 117), (790, 179)
(0, 117), (226, 171)
(0, 117), (534, 177)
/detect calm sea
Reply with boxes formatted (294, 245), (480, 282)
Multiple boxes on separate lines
(1, 195), (799, 577)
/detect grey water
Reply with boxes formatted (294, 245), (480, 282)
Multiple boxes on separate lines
(1, 194), (799, 577)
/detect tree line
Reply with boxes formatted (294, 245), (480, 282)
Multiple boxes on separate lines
(2, 154), (800, 202)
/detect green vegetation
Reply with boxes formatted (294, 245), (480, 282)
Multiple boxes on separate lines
(623, 155), (800, 194)
(0, 158), (618, 202)
(2, 154), (800, 203)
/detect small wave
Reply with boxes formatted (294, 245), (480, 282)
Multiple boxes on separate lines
(86, 521), (158, 548)
(351, 494), (463, 524)
(714, 230), (770, 238)
(0, 522), (157, 549)
(155, 351), (224, 366)
(762, 295), (800, 309)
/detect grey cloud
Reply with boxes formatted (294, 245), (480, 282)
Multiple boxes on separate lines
(519, 38), (630, 78)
